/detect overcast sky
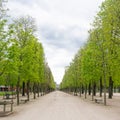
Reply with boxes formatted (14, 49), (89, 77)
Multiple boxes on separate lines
(8, 0), (104, 84)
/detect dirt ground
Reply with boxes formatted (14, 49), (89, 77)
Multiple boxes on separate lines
(0, 91), (120, 120)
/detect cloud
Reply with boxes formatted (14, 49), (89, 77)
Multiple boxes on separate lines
(43, 44), (75, 83)
(7, 0), (104, 84)
(39, 24), (87, 49)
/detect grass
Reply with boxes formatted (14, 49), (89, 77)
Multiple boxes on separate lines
(0, 91), (16, 96)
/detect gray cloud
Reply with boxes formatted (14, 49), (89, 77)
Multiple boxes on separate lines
(39, 24), (87, 51)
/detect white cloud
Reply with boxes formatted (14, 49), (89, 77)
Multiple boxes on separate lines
(7, 0), (104, 84)
(44, 44), (75, 83)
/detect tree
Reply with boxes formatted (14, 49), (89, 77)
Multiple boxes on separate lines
(61, 0), (120, 106)
(0, 0), (8, 77)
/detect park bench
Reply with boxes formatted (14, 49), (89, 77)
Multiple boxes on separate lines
(21, 98), (28, 103)
(95, 98), (102, 103)
(3, 94), (16, 100)
(0, 100), (14, 113)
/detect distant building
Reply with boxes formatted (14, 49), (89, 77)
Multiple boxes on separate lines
(0, 86), (9, 91)
(56, 84), (59, 90)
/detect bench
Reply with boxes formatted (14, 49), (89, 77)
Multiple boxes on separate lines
(0, 100), (14, 112)
(21, 98), (28, 103)
(3, 93), (16, 99)
(95, 98), (102, 103)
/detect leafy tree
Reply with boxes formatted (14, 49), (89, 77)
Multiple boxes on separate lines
(61, 0), (120, 106)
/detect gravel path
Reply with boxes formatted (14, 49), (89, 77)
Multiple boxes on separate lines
(1, 91), (120, 120)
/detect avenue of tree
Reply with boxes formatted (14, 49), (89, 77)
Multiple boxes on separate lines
(60, 0), (120, 105)
(0, 0), (56, 105)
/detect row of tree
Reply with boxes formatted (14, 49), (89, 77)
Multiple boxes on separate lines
(0, 0), (56, 105)
(60, 0), (120, 105)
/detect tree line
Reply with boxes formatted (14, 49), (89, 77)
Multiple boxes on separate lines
(0, 0), (56, 105)
(60, 0), (120, 105)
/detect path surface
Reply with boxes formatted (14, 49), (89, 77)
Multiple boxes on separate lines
(1, 91), (120, 120)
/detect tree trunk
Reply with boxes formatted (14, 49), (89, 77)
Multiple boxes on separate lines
(17, 76), (20, 105)
(82, 85), (84, 94)
(100, 77), (102, 97)
(108, 76), (113, 99)
(11, 84), (14, 102)
(85, 85), (87, 99)
(27, 81), (30, 101)
(88, 83), (91, 95)
(103, 63), (107, 106)
(22, 82), (25, 96)
(92, 83), (94, 101)
(93, 83), (96, 96)
(37, 84), (40, 97)
(40, 88), (42, 96)
(79, 85), (82, 97)
(40, 86), (43, 96)
(33, 83), (36, 99)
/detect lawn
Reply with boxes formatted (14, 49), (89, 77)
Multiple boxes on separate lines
(0, 91), (16, 96)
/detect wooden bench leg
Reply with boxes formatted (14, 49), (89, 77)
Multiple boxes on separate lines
(4, 104), (6, 112)
(11, 103), (13, 112)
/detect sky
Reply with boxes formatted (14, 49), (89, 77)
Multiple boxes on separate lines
(7, 0), (104, 84)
